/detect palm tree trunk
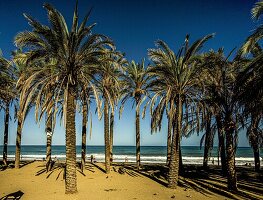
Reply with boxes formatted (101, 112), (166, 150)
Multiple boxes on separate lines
(203, 114), (212, 168)
(3, 102), (10, 166)
(136, 101), (140, 169)
(225, 115), (237, 191)
(110, 112), (114, 165)
(252, 144), (260, 172)
(216, 113), (227, 175)
(179, 143), (184, 175)
(166, 114), (172, 165)
(251, 114), (260, 172)
(168, 96), (182, 188)
(81, 100), (87, 172)
(104, 98), (110, 174)
(45, 114), (53, 172)
(15, 108), (22, 169)
(65, 86), (77, 194)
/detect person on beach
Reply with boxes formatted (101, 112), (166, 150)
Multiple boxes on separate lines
(110, 153), (113, 163)
(91, 155), (94, 163)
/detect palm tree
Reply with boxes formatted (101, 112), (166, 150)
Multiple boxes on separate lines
(239, 0), (263, 172)
(14, 2), (113, 193)
(45, 88), (54, 172)
(147, 76), (173, 166)
(80, 87), (92, 172)
(0, 55), (16, 166)
(200, 49), (228, 174)
(202, 49), (245, 191)
(121, 60), (149, 169)
(148, 34), (213, 188)
(97, 52), (125, 173)
(0, 51), (29, 170)
(201, 110), (213, 168)
(236, 55), (263, 172)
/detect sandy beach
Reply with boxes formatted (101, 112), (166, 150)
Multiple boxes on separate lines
(0, 161), (229, 200)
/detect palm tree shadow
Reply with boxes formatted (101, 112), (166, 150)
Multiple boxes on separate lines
(122, 164), (167, 186)
(84, 163), (95, 173)
(0, 161), (35, 171)
(35, 161), (65, 179)
(90, 163), (106, 173)
(0, 190), (24, 200)
(35, 161), (86, 179)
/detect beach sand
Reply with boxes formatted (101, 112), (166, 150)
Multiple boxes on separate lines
(0, 161), (228, 200)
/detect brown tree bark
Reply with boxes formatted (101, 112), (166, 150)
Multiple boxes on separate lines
(65, 86), (77, 194)
(253, 145), (260, 172)
(216, 113), (227, 175)
(136, 101), (141, 169)
(203, 113), (212, 168)
(166, 113), (172, 166)
(225, 115), (237, 191)
(15, 108), (23, 169)
(81, 100), (87, 172)
(168, 96), (182, 188)
(3, 102), (9, 166)
(110, 112), (114, 165)
(250, 114), (261, 172)
(104, 98), (110, 174)
(45, 114), (53, 172)
(179, 142), (184, 175)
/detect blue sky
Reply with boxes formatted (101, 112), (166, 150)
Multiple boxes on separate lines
(0, 0), (257, 146)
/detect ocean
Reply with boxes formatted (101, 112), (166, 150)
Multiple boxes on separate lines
(0, 145), (259, 166)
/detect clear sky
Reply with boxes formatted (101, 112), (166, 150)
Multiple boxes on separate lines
(0, 0), (257, 146)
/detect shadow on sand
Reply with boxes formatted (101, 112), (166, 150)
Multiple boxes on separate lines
(0, 161), (35, 171)
(124, 164), (263, 200)
(35, 161), (89, 180)
(0, 190), (24, 200)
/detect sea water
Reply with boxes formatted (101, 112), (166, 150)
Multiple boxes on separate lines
(0, 145), (260, 166)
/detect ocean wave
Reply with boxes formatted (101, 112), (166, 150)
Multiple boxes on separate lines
(0, 154), (260, 165)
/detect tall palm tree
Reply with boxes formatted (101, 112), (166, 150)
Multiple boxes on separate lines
(14, 2), (113, 193)
(97, 52), (125, 173)
(148, 34), (213, 188)
(236, 55), (263, 172)
(80, 87), (92, 172)
(0, 51), (28, 170)
(239, 0), (263, 171)
(147, 76), (173, 166)
(200, 49), (228, 174)
(0, 55), (16, 166)
(202, 49), (245, 191)
(200, 110), (213, 168)
(121, 60), (149, 169)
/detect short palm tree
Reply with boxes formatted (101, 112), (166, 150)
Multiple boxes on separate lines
(121, 60), (149, 169)
(14, 2), (114, 193)
(148, 34), (213, 188)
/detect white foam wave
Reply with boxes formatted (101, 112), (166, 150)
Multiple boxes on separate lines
(0, 154), (260, 165)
